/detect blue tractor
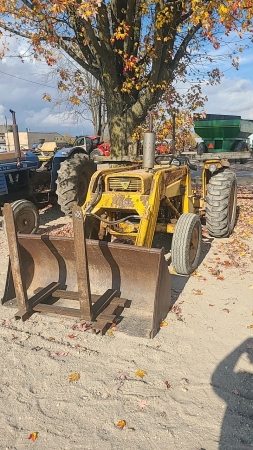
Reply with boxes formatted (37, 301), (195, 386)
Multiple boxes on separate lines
(1, 111), (99, 232)
(35, 137), (97, 216)
(0, 110), (41, 233)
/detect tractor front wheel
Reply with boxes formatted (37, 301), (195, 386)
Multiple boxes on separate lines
(171, 213), (202, 275)
(206, 170), (237, 238)
(56, 154), (97, 216)
(3, 199), (39, 234)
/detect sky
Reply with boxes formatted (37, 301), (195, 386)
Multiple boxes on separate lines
(1, 34), (253, 138)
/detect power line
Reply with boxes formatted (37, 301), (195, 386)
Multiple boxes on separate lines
(0, 68), (57, 89)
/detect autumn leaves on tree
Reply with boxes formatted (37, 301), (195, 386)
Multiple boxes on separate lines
(0, 0), (252, 155)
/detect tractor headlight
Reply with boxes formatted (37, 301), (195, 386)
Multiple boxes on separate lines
(208, 163), (217, 173)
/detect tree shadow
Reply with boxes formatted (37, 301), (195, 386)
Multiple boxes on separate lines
(211, 338), (253, 449)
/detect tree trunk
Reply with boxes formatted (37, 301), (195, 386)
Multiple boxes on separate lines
(107, 109), (135, 158)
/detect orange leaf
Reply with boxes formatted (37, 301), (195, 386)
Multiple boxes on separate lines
(192, 289), (203, 295)
(28, 432), (38, 442)
(217, 275), (224, 280)
(67, 334), (77, 339)
(69, 373), (80, 383)
(160, 320), (168, 327)
(135, 369), (147, 379)
(116, 420), (126, 429)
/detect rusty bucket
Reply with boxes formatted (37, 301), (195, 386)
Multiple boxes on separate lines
(2, 204), (171, 338)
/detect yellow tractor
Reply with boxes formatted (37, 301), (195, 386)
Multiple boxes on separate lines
(1, 124), (238, 338)
(82, 130), (237, 275)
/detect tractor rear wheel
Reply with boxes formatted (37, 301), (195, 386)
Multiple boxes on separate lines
(206, 170), (237, 237)
(171, 213), (202, 275)
(56, 154), (97, 216)
(3, 199), (39, 234)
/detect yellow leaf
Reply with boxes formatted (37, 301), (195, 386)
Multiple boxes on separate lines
(160, 321), (168, 327)
(106, 329), (114, 336)
(116, 420), (126, 429)
(69, 372), (80, 383)
(135, 369), (147, 379)
(42, 93), (51, 102)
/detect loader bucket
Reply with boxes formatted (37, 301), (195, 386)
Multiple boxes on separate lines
(2, 206), (171, 339)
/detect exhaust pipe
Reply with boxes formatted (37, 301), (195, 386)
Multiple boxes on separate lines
(143, 112), (156, 170)
(10, 109), (22, 164)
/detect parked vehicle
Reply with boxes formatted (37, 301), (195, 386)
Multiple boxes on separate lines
(194, 114), (253, 159)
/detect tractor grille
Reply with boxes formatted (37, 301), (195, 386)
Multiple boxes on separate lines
(107, 177), (142, 192)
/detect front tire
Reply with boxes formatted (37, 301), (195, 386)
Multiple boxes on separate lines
(3, 199), (39, 234)
(56, 154), (97, 216)
(171, 213), (202, 275)
(206, 170), (237, 237)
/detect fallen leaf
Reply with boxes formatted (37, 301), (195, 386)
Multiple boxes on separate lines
(28, 432), (38, 442)
(248, 325), (253, 329)
(172, 305), (182, 315)
(138, 400), (148, 409)
(223, 308), (230, 313)
(210, 269), (220, 276)
(209, 304), (214, 307)
(160, 320), (168, 327)
(217, 275), (225, 281)
(223, 261), (231, 267)
(192, 289), (203, 295)
(135, 369), (147, 379)
(117, 371), (129, 380)
(116, 420), (126, 429)
(113, 381), (123, 391)
(106, 329), (115, 336)
(192, 270), (201, 277)
(164, 380), (171, 389)
(50, 351), (68, 357)
(69, 372), (80, 383)
(67, 334), (77, 339)
(47, 337), (55, 341)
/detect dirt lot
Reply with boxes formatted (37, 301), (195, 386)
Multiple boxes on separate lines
(0, 164), (252, 450)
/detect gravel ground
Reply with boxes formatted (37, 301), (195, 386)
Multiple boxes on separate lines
(0, 166), (252, 450)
